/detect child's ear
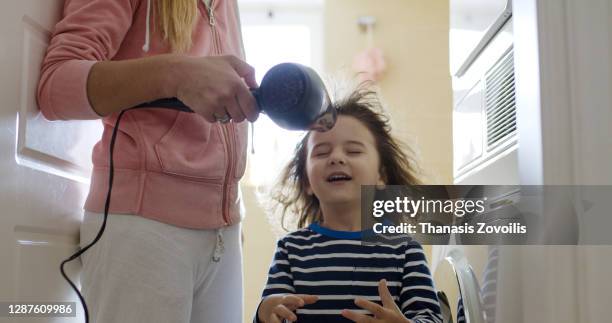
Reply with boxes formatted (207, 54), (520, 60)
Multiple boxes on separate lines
(376, 168), (387, 189)
(305, 183), (313, 196)
(376, 175), (386, 190)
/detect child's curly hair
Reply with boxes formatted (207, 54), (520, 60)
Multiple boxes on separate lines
(267, 83), (422, 231)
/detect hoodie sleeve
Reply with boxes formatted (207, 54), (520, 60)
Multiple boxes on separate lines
(37, 0), (137, 120)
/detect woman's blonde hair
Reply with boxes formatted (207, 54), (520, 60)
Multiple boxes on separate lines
(157, 0), (199, 53)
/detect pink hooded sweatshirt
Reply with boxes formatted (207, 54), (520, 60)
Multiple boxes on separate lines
(37, 0), (248, 229)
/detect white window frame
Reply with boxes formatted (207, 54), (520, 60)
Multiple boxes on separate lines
(238, 0), (324, 187)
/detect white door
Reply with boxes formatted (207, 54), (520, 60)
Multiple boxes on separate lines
(0, 1), (102, 322)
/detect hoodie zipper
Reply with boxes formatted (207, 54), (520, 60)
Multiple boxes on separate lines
(204, 0), (233, 226)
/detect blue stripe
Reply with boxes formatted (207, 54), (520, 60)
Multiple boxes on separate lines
(308, 222), (365, 239)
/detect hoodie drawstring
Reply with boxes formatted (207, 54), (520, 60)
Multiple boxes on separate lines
(142, 0), (151, 52)
(212, 228), (225, 262)
(250, 122), (255, 154)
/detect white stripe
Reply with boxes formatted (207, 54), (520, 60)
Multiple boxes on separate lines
(285, 239), (403, 250)
(285, 240), (361, 250)
(412, 319), (434, 323)
(273, 260), (289, 266)
(288, 252), (403, 261)
(405, 248), (425, 256)
(297, 309), (370, 315)
(277, 247), (288, 254)
(401, 285), (436, 294)
(401, 296), (440, 309)
(405, 309), (443, 322)
(404, 260), (428, 268)
(295, 280), (401, 287)
(404, 308), (442, 318)
(314, 294), (399, 301)
(268, 271), (293, 279)
(292, 266), (402, 273)
(265, 283), (295, 292)
(287, 233), (322, 240)
(413, 318), (439, 323)
(425, 310), (445, 323)
(403, 271), (432, 280)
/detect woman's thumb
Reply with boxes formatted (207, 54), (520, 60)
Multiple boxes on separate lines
(225, 55), (258, 88)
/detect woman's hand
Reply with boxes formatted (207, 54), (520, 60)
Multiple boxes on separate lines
(257, 294), (318, 323)
(341, 280), (413, 323)
(172, 55), (259, 123)
(87, 54), (259, 120)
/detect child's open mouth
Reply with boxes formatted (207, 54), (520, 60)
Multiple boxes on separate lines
(326, 172), (353, 182)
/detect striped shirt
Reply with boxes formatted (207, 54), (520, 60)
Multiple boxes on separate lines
(258, 223), (442, 323)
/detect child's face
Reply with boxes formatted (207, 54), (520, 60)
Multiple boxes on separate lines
(305, 115), (385, 206)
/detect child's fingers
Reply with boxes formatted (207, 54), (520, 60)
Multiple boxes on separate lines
(355, 298), (386, 318)
(273, 304), (298, 321)
(280, 294), (305, 310)
(378, 279), (397, 309)
(281, 294), (318, 310)
(296, 294), (319, 305)
(341, 309), (376, 323)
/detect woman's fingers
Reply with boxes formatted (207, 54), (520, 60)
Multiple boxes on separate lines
(235, 86), (258, 122)
(221, 56), (258, 122)
(223, 95), (245, 123)
(226, 55), (258, 89)
(175, 55), (259, 123)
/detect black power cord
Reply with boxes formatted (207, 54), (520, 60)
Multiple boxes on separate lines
(60, 109), (127, 323)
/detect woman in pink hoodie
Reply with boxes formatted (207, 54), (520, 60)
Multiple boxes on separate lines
(38, 0), (255, 322)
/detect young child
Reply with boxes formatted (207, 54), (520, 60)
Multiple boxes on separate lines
(256, 87), (443, 323)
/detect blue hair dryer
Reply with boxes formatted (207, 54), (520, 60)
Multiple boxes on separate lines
(135, 63), (336, 132)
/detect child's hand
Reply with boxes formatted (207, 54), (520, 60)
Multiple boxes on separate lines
(258, 294), (318, 323)
(341, 279), (413, 323)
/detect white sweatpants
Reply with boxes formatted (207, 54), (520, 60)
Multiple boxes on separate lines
(79, 211), (243, 323)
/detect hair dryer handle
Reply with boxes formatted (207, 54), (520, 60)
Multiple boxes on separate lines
(132, 89), (261, 113)
(133, 98), (193, 112)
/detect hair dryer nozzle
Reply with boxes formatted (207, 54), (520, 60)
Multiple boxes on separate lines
(257, 63), (336, 131)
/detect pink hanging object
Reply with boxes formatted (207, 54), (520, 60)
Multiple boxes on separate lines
(353, 47), (386, 82)
(353, 16), (385, 82)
